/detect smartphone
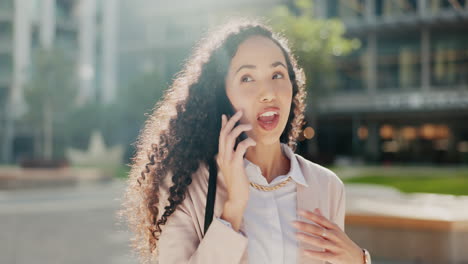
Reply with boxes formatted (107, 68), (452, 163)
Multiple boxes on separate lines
(222, 103), (248, 151)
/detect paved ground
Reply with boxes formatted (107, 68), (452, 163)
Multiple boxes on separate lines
(0, 178), (445, 264)
(345, 183), (468, 221)
(0, 180), (138, 264)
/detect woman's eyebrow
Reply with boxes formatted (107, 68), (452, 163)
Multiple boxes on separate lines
(235, 61), (286, 74)
(271, 61), (286, 69)
(235, 64), (256, 74)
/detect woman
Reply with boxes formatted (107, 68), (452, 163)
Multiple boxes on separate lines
(122, 18), (371, 264)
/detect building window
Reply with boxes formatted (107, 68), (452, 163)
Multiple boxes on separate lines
(430, 27), (468, 88)
(327, 0), (366, 20)
(0, 0), (13, 10)
(0, 53), (12, 78)
(430, 0), (467, 13)
(339, 0), (365, 20)
(377, 30), (421, 90)
(334, 37), (367, 92)
(327, 0), (339, 18)
(0, 21), (12, 42)
(377, 0), (418, 17)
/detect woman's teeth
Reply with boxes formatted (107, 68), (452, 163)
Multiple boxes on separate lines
(259, 111), (277, 117)
(258, 113), (278, 123)
(257, 113), (279, 130)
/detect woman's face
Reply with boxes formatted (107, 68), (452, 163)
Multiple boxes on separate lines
(225, 35), (293, 145)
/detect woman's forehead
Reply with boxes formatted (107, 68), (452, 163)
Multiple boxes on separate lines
(229, 35), (286, 72)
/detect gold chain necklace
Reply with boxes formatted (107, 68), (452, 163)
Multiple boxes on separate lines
(249, 176), (292, 191)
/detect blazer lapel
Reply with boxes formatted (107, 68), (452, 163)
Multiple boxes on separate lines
(296, 156), (325, 264)
(213, 169), (249, 263)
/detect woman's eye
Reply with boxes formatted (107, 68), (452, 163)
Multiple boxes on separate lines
(273, 73), (284, 79)
(241, 75), (253, 82)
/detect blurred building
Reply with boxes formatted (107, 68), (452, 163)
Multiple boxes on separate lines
(0, 0), (118, 163)
(118, 0), (468, 165)
(312, 0), (468, 164)
(4, 0), (467, 165)
(117, 0), (284, 93)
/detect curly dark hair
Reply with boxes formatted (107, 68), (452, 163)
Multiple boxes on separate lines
(121, 17), (307, 263)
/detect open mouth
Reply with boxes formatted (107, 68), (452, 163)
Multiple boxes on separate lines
(257, 110), (280, 131)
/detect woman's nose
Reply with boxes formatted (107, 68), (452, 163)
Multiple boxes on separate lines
(259, 82), (276, 102)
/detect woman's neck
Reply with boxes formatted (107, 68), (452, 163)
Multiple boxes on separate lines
(244, 141), (290, 184)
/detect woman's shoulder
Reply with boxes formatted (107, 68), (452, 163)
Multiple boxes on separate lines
(293, 153), (344, 189)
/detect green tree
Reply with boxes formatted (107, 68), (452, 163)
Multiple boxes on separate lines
(269, 0), (360, 155)
(24, 48), (76, 160)
(109, 70), (166, 162)
(269, 0), (360, 94)
(61, 67), (165, 164)
(115, 70), (166, 128)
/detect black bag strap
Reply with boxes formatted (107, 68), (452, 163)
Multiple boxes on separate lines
(203, 158), (217, 236)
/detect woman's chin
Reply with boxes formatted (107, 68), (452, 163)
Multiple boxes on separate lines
(250, 132), (282, 146)
(248, 121), (287, 144)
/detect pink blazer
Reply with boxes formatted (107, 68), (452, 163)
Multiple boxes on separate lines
(157, 154), (345, 264)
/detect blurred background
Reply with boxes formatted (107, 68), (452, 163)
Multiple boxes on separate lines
(0, 0), (467, 263)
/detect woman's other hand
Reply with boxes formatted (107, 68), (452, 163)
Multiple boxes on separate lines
(292, 208), (365, 264)
(217, 110), (256, 231)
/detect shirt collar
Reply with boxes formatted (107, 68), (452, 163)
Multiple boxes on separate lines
(242, 143), (309, 187)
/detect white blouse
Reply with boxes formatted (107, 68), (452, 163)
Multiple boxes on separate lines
(218, 143), (308, 264)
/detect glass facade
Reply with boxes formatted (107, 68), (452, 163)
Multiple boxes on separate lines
(0, 0), (12, 107)
(334, 37), (367, 92)
(430, 0), (467, 13)
(0, 56), (10, 107)
(0, 0), (13, 10)
(430, 27), (468, 88)
(377, 31), (421, 90)
(328, 0), (366, 20)
(375, 0), (418, 17)
(55, 29), (78, 55)
(315, 0), (468, 164)
(323, 1), (468, 92)
(56, 0), (75, 24)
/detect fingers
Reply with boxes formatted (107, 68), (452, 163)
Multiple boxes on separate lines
(301, 249), (335, 262)
(219, 110), (254, 163)
(221, 111), (243, 140)
(298, 209), (338, 230)
(296, 232), (339, 252)
(233, 137), (256, 161)
(218, 115), (227, 159)
(219, 111), (242, 162)
(292, 220), (338, 242)
(295, 209), (364, 263)
(224, 124), (253, 157)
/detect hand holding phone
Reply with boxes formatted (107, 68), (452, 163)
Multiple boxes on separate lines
(229, 116), (248, 151)
(222, 104), (249, 151)
(217, 110), (256, 229)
